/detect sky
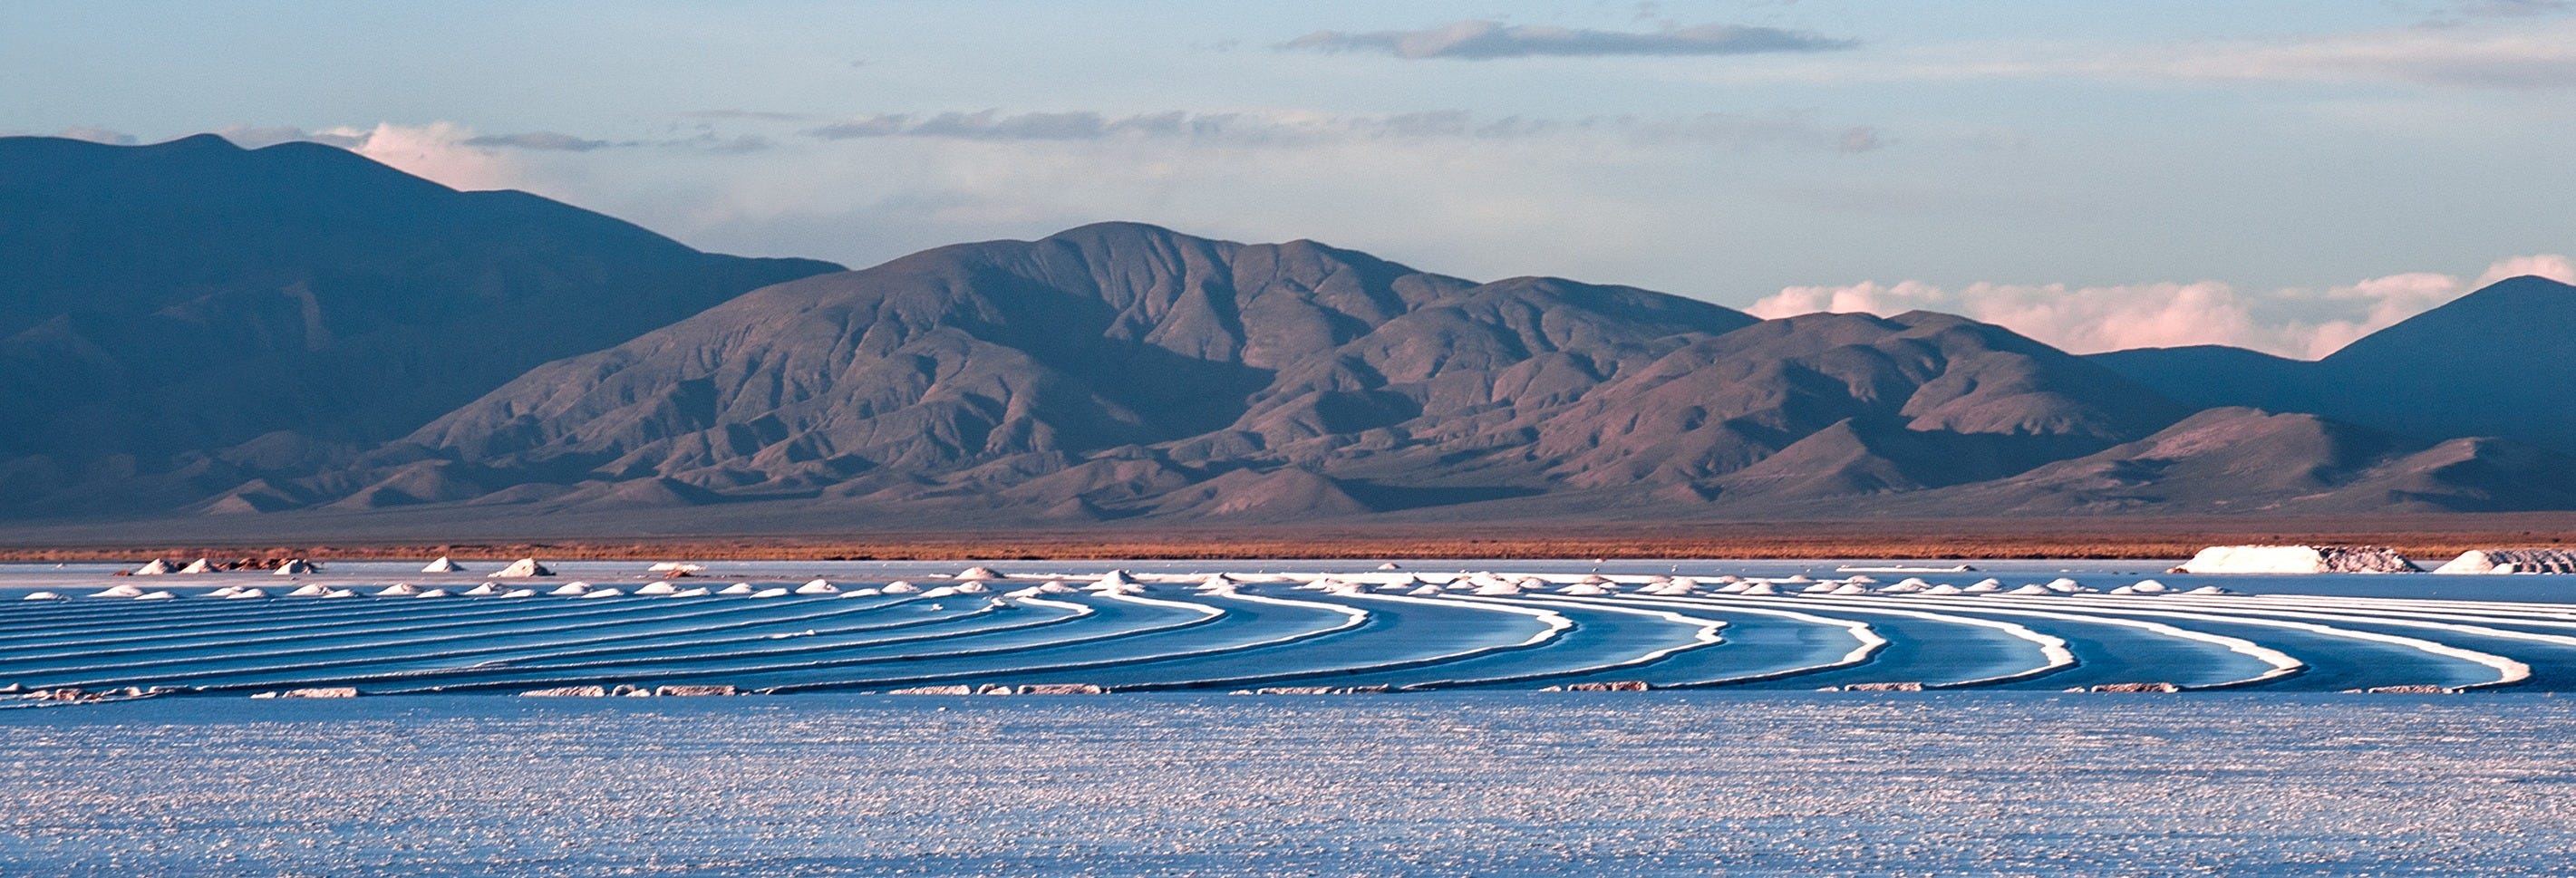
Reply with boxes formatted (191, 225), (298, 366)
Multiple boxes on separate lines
(6, 1), (2575, 358)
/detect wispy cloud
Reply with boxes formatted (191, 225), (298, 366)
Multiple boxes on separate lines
(1749, 256), (2576, 358)
(464, 131), (615, 151)
(1281, 19), (1856, 60)
(1739, 17), (2576, 90)
(801, 109), (1884, 153)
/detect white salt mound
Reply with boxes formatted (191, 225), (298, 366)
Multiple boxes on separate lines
(796, 579), (839, 594)
(375, 584), (420, 596)
(718, 583), (757, 595)
(2130, 579), (2170, 593)
(2174, 545), (2417, 574)
(2185, 585), (2232, 594)
(668, 587), (710, 597)
(634, 581), (678, 595)
(1557, 584), (1610, 595)
(494, 558), (554, 577)
(179, 558), (218, 574)
(647, 562), (704, 574)
(131, 559), (173, 575)
(421, 556), (464, 574)
(1829, 583), (1870, 595)
(412, 588), (449, 598)
(286, 584), (330, 597)
(2434, 548), (2576, 574)
(227, 588), (268, 599)
(23, 591), (64, 600)
(579, 588), (623, 599)
(92, 584), (146, 598)
(1740, 582), (1779, 595)
(883, 582), (921, 593)
(1408, 584), (1445, 595)
(1963, 579), (2004, 593)
(1922, 584), (1964, 595)
(462, 583), (502, 596)
(206, 586), (242, 597)
(273, 559), (315, 575)
(500, 588), (536, 598)
(134, 590), (177, 600)
(950, 582), (988, 594)
(1801, 582), (1839, 593)
(2003, 584), (2055, 595)
(548, 583), (590, 596)
(1379, 562), (1401, 570)
(956, 566), (1002, 580)
(750, 587), (789, 598)
(2044, 577), (2083, 593)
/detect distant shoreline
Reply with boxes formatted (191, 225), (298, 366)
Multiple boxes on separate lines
(5, 514), (2571, 563)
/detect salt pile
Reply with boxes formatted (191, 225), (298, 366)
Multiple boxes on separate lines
(882, 581), (921, 593)
(421, 556), (465, 574)
(2184, 585), (2232, 594)
(1963, 579), (2004, 593)
(2002, 584), (2056, 595)
(950, 582), (988, 594)
(2434, 549), (2576, 574)
(956, 566), (1002, 580)
(1829, 583), (1871, 595)
(1921, 584), (1964, 595)
(668, 587), (710, 597)
(134, 590), (177, 600)
(1557, 584), (1610, 595)
(131, 559), (173, 575)
(286, 583), (330, 596)
(375, 584), (421, 596)
(795, 579), (839, 594)
(717, 583), (757, 595)
(178, 558), (218, 574)
(580, 588), (624, 599)
(226, 588), (268, 599)
(2129, 579), (2169, 593)
(413, 588), (449, 598)
(1473, 582), (1524, 595)
(273, 559), (315, 575)
(500, 588), (536, 598)
(92, 584), (146, 598)
(634, 581), (679, 595)
(494, 558), (554, 577)
(2173, 545), (2418, 574)
(1408, 584), (1445, 595)
(462, 583), (503, 596)
(750, 587), (789, 598)
(1378, 562), (1401, 570)
(2044, 578), (2085, 593)
(1801, 582), (1839, 593)
(206, 586), (242, 597)
(548, 583), (590, 596)
(22, 591), (63, 600)
(648, 562), (705, 574)
(1883, 578), (1932, 593)
(1740, 582), (1780, 595)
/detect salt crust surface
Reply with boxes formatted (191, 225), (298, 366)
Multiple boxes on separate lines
(5, 694), (2576, 876)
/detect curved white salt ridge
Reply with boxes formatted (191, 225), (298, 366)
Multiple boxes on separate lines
(949, 582), (988, 594)
(647, 562), (704, 574)
(548, 583), (590, 596)
(749, 587), (789, 599)
(579, 588), (624, 599)
(1626, 593), (1886, 682)
(1350, 590), (1574, 651)
(2185, 585), (2231, 595)
(421, 556), (464, 574)
(1556, 584), (1610, 596)
(1407, 584), (1445, 595)
(1472, 582), (1524, 596)
(881, 582), (920, 594)
(1485, 594), (1729, 676)
(1890, 595), (2304, 688)
(2123, 597), (2561, 690)
(1095, 589), (1225, 620)
(918, 586), (960, 599)
(795, 580), (840, 594)
(634, 582), (678, 595)
(133, 590), (177, 600)
(23, 591), (64, 600)
(717, 583), (757, 595)
(1829, 584), (1871, 595)
(1748, 593), (2077, 687)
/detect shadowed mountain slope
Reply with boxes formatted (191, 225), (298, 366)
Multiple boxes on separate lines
(0, 134), (840, 513)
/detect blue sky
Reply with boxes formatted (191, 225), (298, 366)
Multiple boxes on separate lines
(6, 1), (2574, 355)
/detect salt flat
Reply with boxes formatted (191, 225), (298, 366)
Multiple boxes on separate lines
(5, 693), (2575, 876)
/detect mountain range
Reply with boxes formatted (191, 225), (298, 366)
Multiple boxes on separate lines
(6, 133), (2575, 535)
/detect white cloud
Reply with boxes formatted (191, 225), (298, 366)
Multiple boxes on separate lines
(1749, 256), (2576, 358)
